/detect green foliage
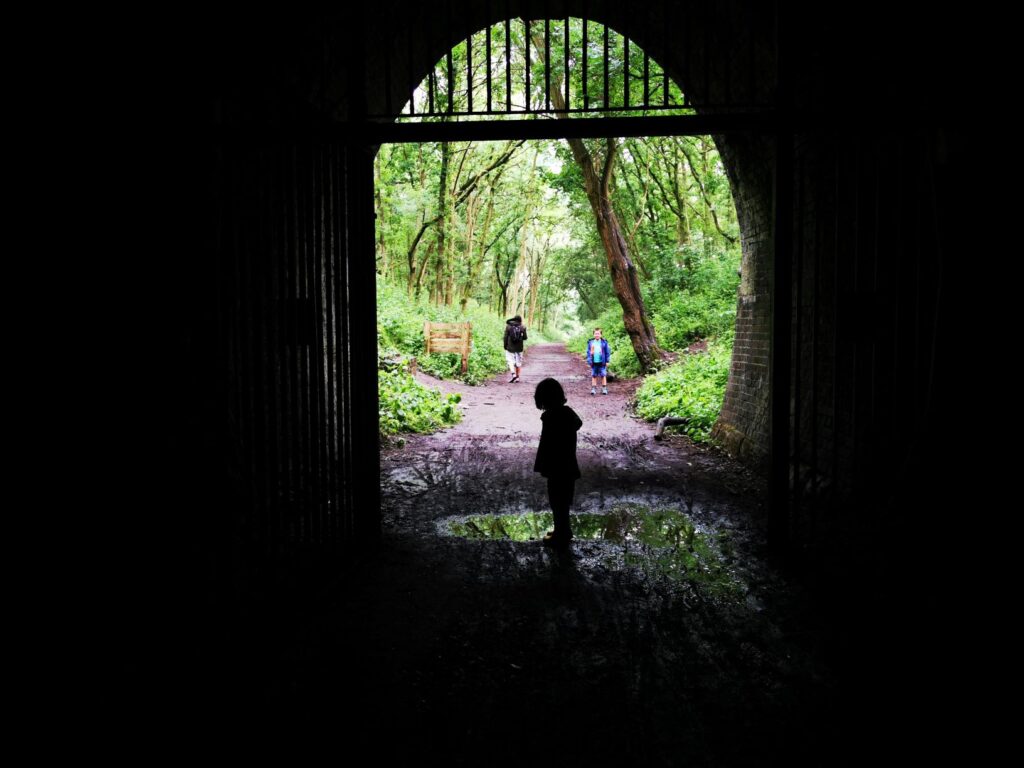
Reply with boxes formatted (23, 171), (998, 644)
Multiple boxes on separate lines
(652, 261), (738, 350)
(377, 280), (516, 385)
(634, 338), (733, 442)
(377, 368), (462, 437)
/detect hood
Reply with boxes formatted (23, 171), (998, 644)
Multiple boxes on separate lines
(506, 317), (522, 325)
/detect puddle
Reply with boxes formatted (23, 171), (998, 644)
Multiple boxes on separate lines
(443, 504), (742, 596)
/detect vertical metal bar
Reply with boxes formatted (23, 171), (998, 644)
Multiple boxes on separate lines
(314, 144), (327, 544)
(624, 29), (630, 109)
(335, 142), (346, 545)
(466, 31), (473, 113)
(525, 18), (531, 111)
(582, 11), (589, 110)
(643, 49), (650, 108)
(407, 23), (415, 115)
(316, 146), (329, 544)
(603, 23), (609, 108)
(332, 143), (345, 542)
(299, 145), (312, 542)
(486, 23), (492, 113)
(325, 145), (336, 544)
(336, 145), (349, 544)
(446, 0), (454, 114)
(505, 12), (512, 112)
(308, 145), (320, 543)
(338, 145), (353, 544)
(544, 18), (551, 111)
(428, 68), (435, 115)
(663, 2), (670, 106)
(682, 0), (691, 107)
(564, 17), (570, 110)
(447, 48), (455, 114)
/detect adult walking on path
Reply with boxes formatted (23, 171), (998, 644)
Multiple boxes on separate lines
(503, 314), (527, 383)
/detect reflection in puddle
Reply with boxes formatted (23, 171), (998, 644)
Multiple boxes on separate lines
(445, 504), (741, 596)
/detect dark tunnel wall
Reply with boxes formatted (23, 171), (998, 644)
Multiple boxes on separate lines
(119, 0), (976, 672)
(95, 0), (995, 751)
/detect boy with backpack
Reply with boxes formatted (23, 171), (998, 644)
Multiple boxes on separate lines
(586, 327), (611, 395)
(503, 315), (527, 383)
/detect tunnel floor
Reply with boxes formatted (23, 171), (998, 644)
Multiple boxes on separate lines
(238, 345), (839, 764)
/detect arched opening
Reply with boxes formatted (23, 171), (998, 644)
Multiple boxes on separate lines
(133, 1), (970, 759)
(375, 17), (760, 554)
(365, 16), (813, 760)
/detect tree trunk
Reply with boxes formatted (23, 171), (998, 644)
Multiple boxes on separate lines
(533, 32), (663, 371)
(434, 141), (450, 305)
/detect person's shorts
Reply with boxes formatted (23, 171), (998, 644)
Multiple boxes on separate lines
(506, 350), (524, 368)
(590, 363), (607, 378)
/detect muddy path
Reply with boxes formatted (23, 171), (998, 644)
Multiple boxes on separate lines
(268, 343), (837, 764)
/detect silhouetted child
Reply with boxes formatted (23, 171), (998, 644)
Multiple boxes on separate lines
(533, 377), (583, 550)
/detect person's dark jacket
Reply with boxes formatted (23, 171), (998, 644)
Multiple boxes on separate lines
(534, 404), (583, 479)
(503, 317), (527, 352)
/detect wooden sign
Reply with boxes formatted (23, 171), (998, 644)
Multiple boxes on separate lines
(424, 321), (472, 373)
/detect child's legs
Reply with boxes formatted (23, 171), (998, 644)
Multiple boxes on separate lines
(547, 477), (576, 538)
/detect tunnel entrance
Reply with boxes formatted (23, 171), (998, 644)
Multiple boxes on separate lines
(373, 17), (764, 557)
(142, 4), (966, 759)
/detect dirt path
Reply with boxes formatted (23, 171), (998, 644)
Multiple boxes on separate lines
(262, 343), (837, 763)
(414, 341), (653, 441)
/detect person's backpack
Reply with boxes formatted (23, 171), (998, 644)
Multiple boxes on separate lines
(509, 324), (525, 344)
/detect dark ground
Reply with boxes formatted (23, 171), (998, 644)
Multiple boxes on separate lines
(207, 343), (848, 764)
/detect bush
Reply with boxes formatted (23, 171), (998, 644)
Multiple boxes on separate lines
(634, 338), (732, 442)
(377, 368), (462, 437)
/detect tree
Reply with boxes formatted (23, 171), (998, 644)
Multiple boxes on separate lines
(531, 25), (665, 371)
